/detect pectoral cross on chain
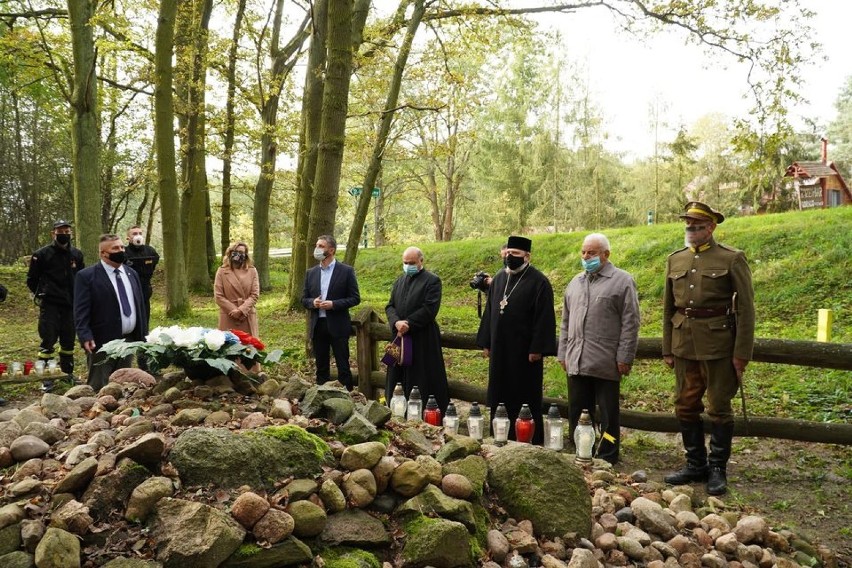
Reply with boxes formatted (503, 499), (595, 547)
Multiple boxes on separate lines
(499, 296), (508, 314)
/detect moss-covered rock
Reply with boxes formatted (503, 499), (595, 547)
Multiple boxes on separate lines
(221, 536), (313, 568)
(435, 437), (481, 464)
(401, 515), (473, 568)
(441, 455), (488, 497)
(317, 546), (382, 568)
(169, 427), (333, 489)
(487, 443), (591, 538)
(396, 484), (476, 532)
(319, 509), (390, 548)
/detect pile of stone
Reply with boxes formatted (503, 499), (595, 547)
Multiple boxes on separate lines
(0, 370), (840, 568)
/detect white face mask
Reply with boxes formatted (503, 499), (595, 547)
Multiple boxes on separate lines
(132, 235), (144, 246)
(313, 247), (327, 261)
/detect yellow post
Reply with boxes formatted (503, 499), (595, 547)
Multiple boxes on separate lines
(817, 309), (833, 342)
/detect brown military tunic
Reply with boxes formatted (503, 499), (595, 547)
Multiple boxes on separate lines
(662, 238), (755, 422)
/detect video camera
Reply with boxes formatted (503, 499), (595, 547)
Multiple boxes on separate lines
(469, 271), (490, 292)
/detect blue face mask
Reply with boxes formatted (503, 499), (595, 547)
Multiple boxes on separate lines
(403, 264), (419, 276)
(581, 256), (601, 272)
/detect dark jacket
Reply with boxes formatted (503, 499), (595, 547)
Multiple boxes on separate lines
(26, 243), (85, 306)
(125, 244), (160, 298)
(301, 260), (361, 339)
(74, 262), (148, 349)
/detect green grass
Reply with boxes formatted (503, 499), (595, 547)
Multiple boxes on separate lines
(1, 207), (849, 421)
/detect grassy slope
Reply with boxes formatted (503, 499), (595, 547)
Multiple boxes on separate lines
(0, 207), (849, 421)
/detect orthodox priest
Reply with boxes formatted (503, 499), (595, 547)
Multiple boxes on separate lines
(477, 235), (557, 444)
(385, 246), (450, 413)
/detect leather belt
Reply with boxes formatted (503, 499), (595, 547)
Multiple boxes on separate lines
(677, 306), (729, 318)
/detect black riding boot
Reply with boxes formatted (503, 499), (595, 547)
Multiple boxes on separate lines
(707, 421), (734, 495)
(665, 420), (708, 485)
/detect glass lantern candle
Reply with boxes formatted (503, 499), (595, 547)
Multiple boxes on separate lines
(515, 403), (535, 443)
(406, 386), (422, 422)
(492, 403), (510, 445)
(467, 401), (484, 441)
(47, 360), (58, 375)
(34, 360), (45, 376)
(544, 403), (564, 450)
(574, 409), (595, 466)
(423, 395), (442, 426)
(390, 382), (407, 419)
(443, 402), (459, 435)
(11, 361), (22, 377)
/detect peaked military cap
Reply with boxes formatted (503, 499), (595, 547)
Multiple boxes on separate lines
(678, 201), (724, 224)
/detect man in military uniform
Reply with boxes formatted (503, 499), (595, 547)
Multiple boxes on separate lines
(26, 220), (85, 389)
(662, 202), (754, 495)
(124, 225), (159, 327)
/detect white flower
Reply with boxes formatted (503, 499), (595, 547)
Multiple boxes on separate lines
(173, 326), (205, 348)
(203, 329), (226, 351)
(146, 326), (169, 344)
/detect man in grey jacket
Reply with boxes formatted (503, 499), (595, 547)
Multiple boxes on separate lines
(558, 233), (640, 464)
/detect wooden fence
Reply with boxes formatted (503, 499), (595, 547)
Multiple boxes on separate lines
(352, 307), (852, 446)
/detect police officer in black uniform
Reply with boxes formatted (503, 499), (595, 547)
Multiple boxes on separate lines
(26, 220), (85, 389)
(124, 225), (159, 327)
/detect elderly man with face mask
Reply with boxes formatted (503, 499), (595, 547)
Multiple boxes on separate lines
(558, 233), (640, 465)
(662, 201), (754, 495)
(477, 235), (557, 444)
(384, 246), (449, 413)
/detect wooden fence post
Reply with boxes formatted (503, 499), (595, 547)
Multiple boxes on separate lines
(353, 307), (382, 399)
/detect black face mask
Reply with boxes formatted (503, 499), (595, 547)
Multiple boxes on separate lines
(55, 234), (71, 246)
(504, 254), (526, 271)
(108, 251), (127, 264)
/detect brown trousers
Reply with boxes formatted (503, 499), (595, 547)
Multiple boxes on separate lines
(673, 357), (739, 424)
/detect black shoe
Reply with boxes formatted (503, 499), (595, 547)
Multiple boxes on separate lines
(665, 464), (709, 485)
(0, 397), (7, 406)
(41, 380), (54, 393)
(706, 466), (727, 495)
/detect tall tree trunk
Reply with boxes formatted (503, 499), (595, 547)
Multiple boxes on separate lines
(252, 5), (310, 291)
(154, 0), (189, 317)
(67, 0), (102, 260)
(220, 0), (247, 255)
(180, 0), (213, 292)
(288, 0), (328, 310)
(306, 0), (356, 259)
(344, 0), (424, 266)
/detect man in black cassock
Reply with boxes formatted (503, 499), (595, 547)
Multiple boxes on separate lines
(476, 235), (557, 444)
(385, 246), (449, 413)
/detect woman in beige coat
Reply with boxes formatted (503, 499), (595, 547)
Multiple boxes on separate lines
(214, 242), (260, 336)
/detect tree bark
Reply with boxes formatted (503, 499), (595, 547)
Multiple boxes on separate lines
(178, 0), (213, 292)
(220, 0), (247, 256)
(306, 0), (359, 262)
(288, 0), (329, 310)
(251, 4), (310, 291)
(345, 0), (424, 266)
(154, 0), (189, 317)
(66, 0), (102, 260)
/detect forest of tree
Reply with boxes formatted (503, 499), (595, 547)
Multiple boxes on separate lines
(0, 0), (844, 314)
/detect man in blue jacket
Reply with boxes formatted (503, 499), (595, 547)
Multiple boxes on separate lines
(75, 234), (148, 390)
(301, 235), (360, 391)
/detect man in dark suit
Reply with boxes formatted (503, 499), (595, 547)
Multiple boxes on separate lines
(75, 234), (148, 390)
(301, 234), (360, 390)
